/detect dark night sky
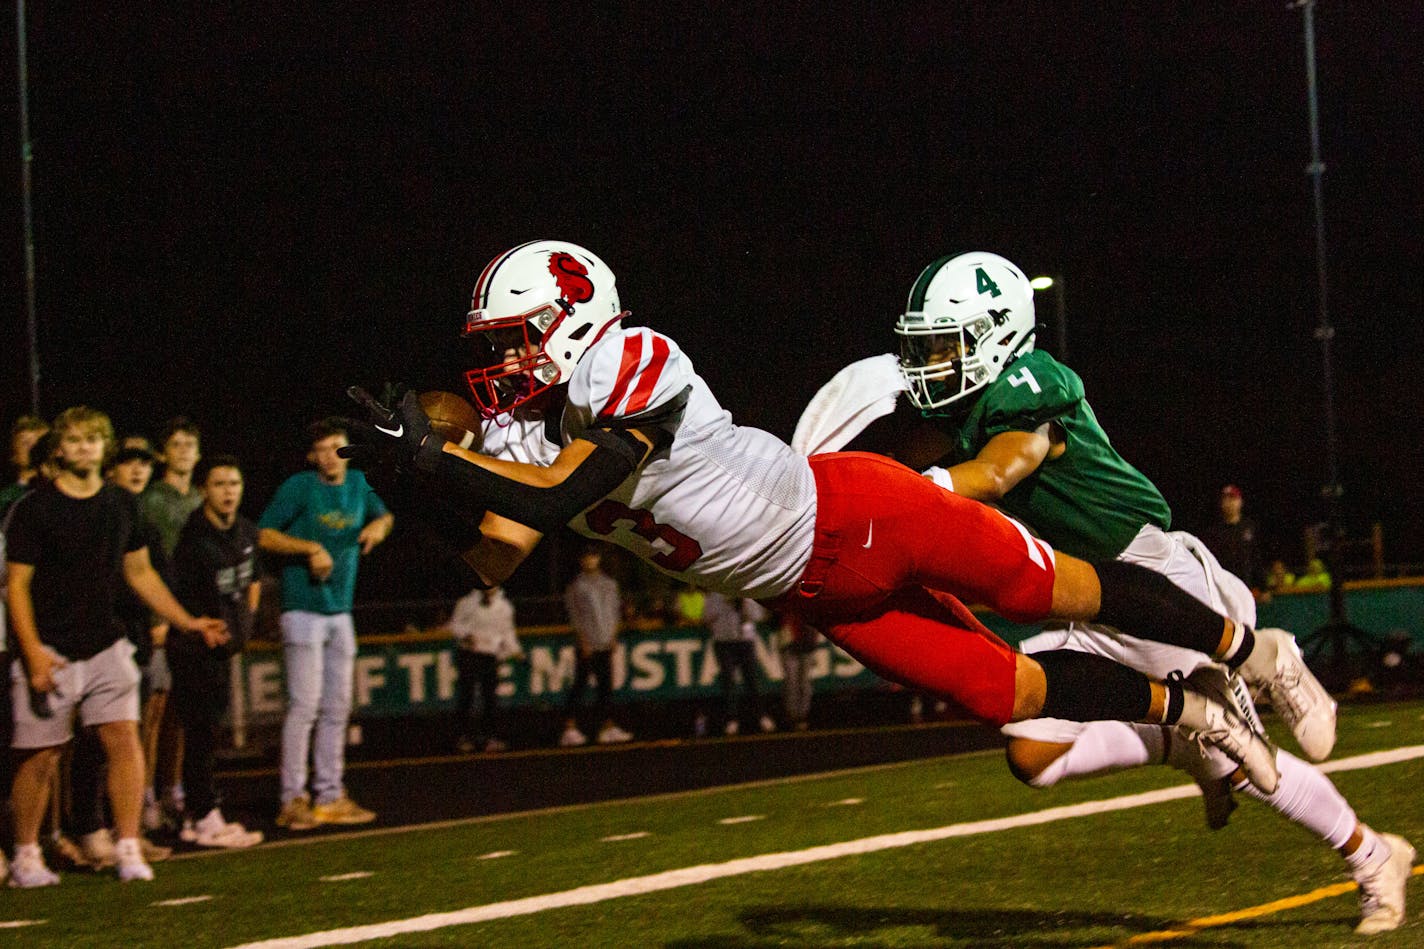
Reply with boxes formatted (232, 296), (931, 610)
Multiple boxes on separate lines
(2, 3), (1422, 601)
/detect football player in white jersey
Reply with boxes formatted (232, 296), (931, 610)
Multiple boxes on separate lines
(343, 240), (1334, 796)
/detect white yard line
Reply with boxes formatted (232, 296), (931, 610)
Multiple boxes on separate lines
(155, 896), (215, 906)
(225, 743), (1424, 949)
(177, 752), (999, 861)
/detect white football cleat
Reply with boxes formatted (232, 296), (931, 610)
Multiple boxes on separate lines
(559, 725), (588, 747)
(1238, 628), (1336, 761)
(1355, 833), (1415, 935)
(1177, 691), (1279, 795)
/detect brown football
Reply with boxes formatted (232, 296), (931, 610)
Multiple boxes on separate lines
(419, 390), (482, 450)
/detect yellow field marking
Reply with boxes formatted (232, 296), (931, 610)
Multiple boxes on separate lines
(1089, 866), (1423, 947)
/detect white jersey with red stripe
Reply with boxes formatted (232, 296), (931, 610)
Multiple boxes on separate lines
(483, 326), (817, 599)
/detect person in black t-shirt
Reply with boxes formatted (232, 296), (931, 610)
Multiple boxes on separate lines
(4, 406), (227, 887)
(1201, 484), (1263, 594)
(167, 455), (263, 848)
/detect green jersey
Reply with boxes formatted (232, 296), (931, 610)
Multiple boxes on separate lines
(946, 350), (1170, 560)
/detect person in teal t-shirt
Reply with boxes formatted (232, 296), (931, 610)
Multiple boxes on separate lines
(891, 252), (1406, 935)
(258, 417), (392, 831)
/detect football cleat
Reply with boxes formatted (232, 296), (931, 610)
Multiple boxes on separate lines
(1177, 690), (1279, 795)
(1239, 628), (1337, 761)
(1355, 833), (1415, 935)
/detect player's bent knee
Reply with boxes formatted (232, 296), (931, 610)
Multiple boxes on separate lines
(1048, 555), (1102, 620)
(1009, 652), (1048, 721)
(1006, 738), (1073, 787)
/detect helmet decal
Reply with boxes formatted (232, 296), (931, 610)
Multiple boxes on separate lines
(549, 252), (595, 309)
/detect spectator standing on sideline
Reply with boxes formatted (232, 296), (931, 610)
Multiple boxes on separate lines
(447, 585), (522, 753)
(259, 418), (392, 830)
(1201, 485), (1262, 594)
(1294, 557), (1332, 593)
(0, 415), (50, 515)
(136, 417), (204, 830)
(777, 611), (820, 731)
(560, 546), (631, 746)
(5, 406), (226, 886)
(703, 592), (776, 735)
(0, 428), (55, 876)
(1264, 559), (1296, 595)
(168, 455), (263, 848)
(672, 583), (705, 628)
(60, 443), (175, 871)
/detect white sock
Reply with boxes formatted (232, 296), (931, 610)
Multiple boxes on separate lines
(115, 837), (143, 861)
(1027, 722), (1163, 788)
(1236, 749), (1358, 850)
(14, 842), (42, 861)
(1343, 824), (1389, 874)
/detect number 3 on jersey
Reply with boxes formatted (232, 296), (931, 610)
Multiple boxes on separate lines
(583, 499), (703, 572)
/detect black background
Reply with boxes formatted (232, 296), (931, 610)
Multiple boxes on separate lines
(2, 3), (1421, 603)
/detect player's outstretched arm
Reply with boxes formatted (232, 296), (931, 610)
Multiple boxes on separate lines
(936, 426), (1059, 502)
(460, 512), (542, 587)
(430, 427), (654, 534)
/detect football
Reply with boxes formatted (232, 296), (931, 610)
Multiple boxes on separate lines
(419, 390), (482, 450)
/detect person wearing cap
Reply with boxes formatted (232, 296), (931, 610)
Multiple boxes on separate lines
(1202, 484), (1262, 594)
(0, 415), (51, 517)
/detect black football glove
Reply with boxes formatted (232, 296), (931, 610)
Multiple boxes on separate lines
(339, 386), (442, 471)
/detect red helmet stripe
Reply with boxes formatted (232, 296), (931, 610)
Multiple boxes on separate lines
(599, 333), (645, 418)
(624, 335), (670, 414)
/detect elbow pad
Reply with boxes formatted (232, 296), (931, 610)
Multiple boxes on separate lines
(419, 427), (644, 535)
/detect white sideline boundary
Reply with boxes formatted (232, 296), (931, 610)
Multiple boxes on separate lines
(226, 744), (1424, 949)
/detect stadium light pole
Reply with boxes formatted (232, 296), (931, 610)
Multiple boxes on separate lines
(1030, 274), (1067, 361)
(15, 0), (42, 414)
(1292, 0), (1368, 673)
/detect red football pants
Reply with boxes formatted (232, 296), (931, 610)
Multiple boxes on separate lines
(788, 452), (1057, 725)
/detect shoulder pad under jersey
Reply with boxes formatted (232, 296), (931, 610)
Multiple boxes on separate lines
(979, 351), (1085, 436)
(567, 328), (695, 430)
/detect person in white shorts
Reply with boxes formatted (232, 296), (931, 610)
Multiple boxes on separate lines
(5, 406), (227, 888)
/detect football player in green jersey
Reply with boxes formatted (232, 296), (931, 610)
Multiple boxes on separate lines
(836, 250), (1407, 935)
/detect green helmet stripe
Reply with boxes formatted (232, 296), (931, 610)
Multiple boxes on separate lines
(907, 255), (957, 312)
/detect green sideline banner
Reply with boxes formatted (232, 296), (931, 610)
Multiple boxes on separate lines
(237, 628), (880, 721)
(234, 581), (1423, 722)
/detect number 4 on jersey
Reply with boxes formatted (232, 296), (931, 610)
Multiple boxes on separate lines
(1005, 366), (1040, 393)
(976, 267), (1001, 297)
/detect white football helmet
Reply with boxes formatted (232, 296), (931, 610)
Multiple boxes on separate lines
(895, 251), (1036, 413)
(464, 240), (628, 416)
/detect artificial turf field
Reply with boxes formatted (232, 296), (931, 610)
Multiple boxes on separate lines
(4, 699), (1421, 947)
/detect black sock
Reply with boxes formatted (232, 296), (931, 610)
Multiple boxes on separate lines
(1093, 559), (1226, 656)
(1161, 676), (1186, 725)
(1222, 626), (1256, 670)
(1035, 649), (1154, 722)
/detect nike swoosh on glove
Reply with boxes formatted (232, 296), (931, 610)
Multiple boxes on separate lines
(339, 387), (444, 471)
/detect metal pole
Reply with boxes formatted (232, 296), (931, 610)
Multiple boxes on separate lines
(1299, 0), (1341, 510)
(16, 0), (42, 414)
(1294, 0), (1368, 670)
